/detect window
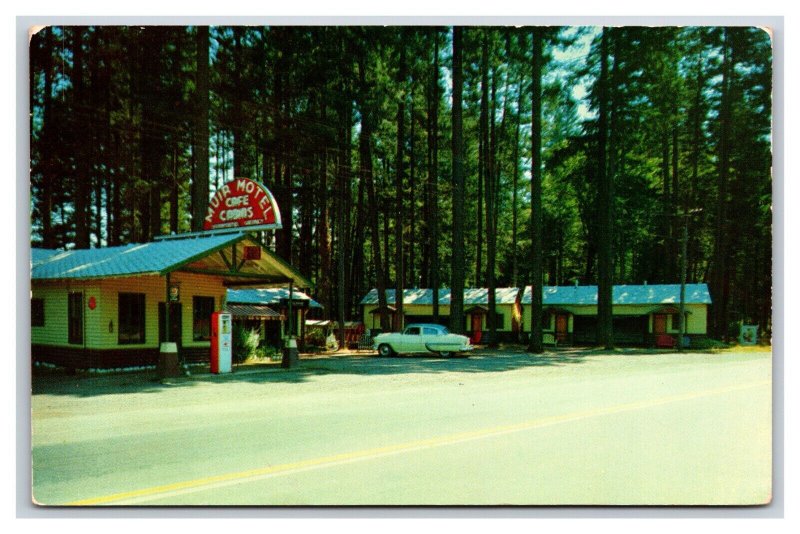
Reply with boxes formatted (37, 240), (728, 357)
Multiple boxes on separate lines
(68, 292), (83, 345)
(422, 327), (439, 336)
(671, 313), (688, 331)
(491, 312), (505, 330)
(541, 312), (552, 330)
(118, 293), (145, 344)
(31, 298), (44, 327)
(193, 296), (215, 341)
(404, 326), (421, 336)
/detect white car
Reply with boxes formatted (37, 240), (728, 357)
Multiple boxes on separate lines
(373, 323), (473, 358)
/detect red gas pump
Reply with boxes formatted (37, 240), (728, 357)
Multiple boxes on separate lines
(210, 311), (233, 373)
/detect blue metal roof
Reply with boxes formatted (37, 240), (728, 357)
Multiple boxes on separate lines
(360, 288), (522, 306)
(227, 288), (322, 309)
(520, 284), (712, 305)
(31, 233), (245, 280)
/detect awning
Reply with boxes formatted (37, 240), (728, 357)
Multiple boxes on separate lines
(464, 305), (489, 314)
(225, 303), (284, 320)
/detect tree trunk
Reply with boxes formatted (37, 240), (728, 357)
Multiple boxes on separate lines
(450, 27), (466, 335)
(350, 155), (366, 317)
(73, 27), (91, 249)
(140, 27), (166, 242)
(337, 87), (350, 348)
(318, 139), (333, 319)
(232, 27), (244, 178)
(90, 28), (104, 246)
(712, 28), (733, 340)
(477, 34), (488, 288)
(596, 27), (614, 349)
(395, 37), (407, 331)
(661, 133), (671, 281)
(39, 27), (55, 248)
(192, 26), (210, 232)
(511, 76), (522, 289)
(408, 92), (416, 288)
(430, 29), (441, 321)
(485, 43), (499, 348)
(170, 144), (179, 232)
(528, 28), (544, 353)
(357, 50), (390, 331)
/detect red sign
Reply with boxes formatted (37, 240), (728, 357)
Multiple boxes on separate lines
(88, 296), (96, 310)
(203, 178), (283, 232)
(243, 246), (261, 260)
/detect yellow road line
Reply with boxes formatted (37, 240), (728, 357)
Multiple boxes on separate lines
(66, 379), (770, 505)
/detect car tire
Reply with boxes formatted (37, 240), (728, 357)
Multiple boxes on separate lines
(438, 351), (452, 358)
(378, 344), (395, 357)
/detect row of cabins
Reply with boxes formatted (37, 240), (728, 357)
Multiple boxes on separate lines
(30, 231), (711, 370)
(360, 284), (711, 347)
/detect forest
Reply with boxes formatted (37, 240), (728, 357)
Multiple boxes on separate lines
(28, 25), (773, 343)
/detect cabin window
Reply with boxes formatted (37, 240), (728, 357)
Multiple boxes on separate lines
(193, 296), (215, 341)
(541, 312), (552, 330)
(31, 298), (45, 327)
(671, 313), (689, 331)
(491, 312), (505, 330)
(67, 292), (83, 344)
(118, 293), (146, 344)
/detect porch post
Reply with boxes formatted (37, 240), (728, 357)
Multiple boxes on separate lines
(158, 272), (180, 379)
(679, 215), (688, 351)
(281, 280), (299, 368)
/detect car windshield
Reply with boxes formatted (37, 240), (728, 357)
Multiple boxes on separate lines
(440, 326), (450, 334)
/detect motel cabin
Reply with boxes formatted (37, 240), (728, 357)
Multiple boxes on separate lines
(30, 231), (311, 370)
(522, 283), (712, 347)
(360, 288), (524, 343)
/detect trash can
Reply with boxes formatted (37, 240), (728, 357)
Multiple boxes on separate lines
(158, 342), (181, 378)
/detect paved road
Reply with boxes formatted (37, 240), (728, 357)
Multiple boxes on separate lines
(31, 349), (772, 506)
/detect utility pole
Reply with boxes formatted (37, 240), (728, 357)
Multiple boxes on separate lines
(679, 214), (687, 352)
(678, 208), (701, 352)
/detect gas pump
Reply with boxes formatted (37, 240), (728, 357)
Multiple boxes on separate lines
(210, 311), (233, 374)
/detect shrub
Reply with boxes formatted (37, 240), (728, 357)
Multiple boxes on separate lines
(233, 325), (260, 363)
(689, 336), (729, 350)
(305, 330), (326, 348)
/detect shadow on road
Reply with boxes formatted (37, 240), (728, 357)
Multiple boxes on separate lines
(31, 348), (589, 398)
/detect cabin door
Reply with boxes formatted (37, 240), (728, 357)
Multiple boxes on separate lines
(471, 313), (483, 344)
(653, 314), (667, 335)
(555, 314), (569, 342)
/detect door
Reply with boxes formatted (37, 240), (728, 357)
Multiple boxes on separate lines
(653, 314), (667, 335)
(403, 325), (425, 352)
(471, 313), (483, 344)
(555, 314), (569, 342)
(158, 303), (183, 347)
(421, 326), (440, 352)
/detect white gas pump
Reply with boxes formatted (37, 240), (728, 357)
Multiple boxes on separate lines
(211, 311), (233, 374)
